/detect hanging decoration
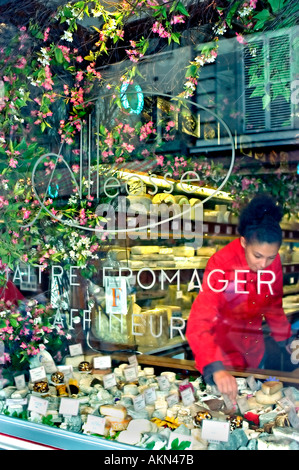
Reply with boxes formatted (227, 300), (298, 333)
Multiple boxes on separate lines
(120, 81), (144, 115)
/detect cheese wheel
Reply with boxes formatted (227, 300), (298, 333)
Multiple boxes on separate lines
(123, 384), (139, 395)
(174, 195), (189, 206)
(255, 389), (283, 405)
(116, 430), (142, 445)
(152, 193), (176, 205)
(127, 418), (152, 434)
(189, 198), (201, 207)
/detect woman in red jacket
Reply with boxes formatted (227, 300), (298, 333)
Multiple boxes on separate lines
(186, 194), (293, 400)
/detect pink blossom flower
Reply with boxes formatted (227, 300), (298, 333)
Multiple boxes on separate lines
(15, 57), (27, 69)
(72, 164), (80, 174)
(22, 208), (31, 220)
(9, 158), (18, 168)
(236, 32), (247, 44)
(43, 27), (50, 42)
(121, 143), (135, 153)
(156, 155), (164, 166)
(170, 15), (185, 24)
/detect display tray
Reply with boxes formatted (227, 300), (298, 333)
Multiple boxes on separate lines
(0, 415), (138, 450)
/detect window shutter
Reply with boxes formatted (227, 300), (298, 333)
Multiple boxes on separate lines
(243, 31), (293, 133)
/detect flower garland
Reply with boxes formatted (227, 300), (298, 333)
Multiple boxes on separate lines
(0, 0), (296, 277)
(0, 299), (70, 377)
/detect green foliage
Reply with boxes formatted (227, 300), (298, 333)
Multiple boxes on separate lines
(170, 437), (192, 450)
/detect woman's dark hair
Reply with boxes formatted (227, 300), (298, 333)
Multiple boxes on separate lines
(238, 194), (283, 245)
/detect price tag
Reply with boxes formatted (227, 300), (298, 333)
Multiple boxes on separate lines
(29, 366), (46, 383)
(166, 393), (179, 407)
(86, 415), (106, 435)
(28, 395), (49, 416)
(222, 393), (237, 411)
(180, 379), (189, 386)
(57, 365), (73, 381)
(124, 365), (138, 382)
(278, 397), (295, 412)
(128, 355), (138, 367)
(201, 419), (230, 443)
(14, 374), (26, 390)
(144, 387), (156, 405)
(93, 355), (111, 369)
(284, 388), (296, 404)
(59, 397), (79, 416)
(103, 373), (117, 389)
(180, 386), (195, 406)
(237, 397), (250, 415)
(6, 398), (27, 406)
(288, 407), (299, 429)
(133, 394), (146, 411)
(69, 344), (83, 356)
(157, 376), (170, 391)
(246, 375), (259, 392)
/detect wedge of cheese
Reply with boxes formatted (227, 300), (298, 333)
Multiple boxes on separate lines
(172, 246), (195, 257)
(261, 381), (283, 396)
(100, 404), (127, 419)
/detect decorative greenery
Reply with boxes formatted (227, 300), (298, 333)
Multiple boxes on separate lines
(0, 299), (70, 378)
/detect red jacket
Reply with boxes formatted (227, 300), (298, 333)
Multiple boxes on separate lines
(186, 238), (292, 375)
(0, 281), (24, 305)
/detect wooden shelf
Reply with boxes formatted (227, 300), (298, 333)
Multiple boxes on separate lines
(107, 352), (299, 385)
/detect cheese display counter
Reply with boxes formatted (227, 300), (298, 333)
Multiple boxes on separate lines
(1, 347), (299, 451)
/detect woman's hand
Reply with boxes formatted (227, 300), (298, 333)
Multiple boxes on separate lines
(213, 370), (238, 402)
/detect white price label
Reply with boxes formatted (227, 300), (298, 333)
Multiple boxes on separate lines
(86, 415), (106, 435)
(69, 344), (83, 356)
(28, 395), (49, 416)
(180, 386), (195, 406)
(57, 365), (73, 381)
(157, 376), (170, 391)
(59, 397), (79, 416)
(166, 393), (179, 407)
(103, 373), (117, 389)
(133, 394), (146, 411)
(93, 355), (111, 369)
(201, 419), (230, 442)
(144, 387), (156, 405)
(128, 355), (138, 366)
(29, 366), (46, 383)
(6, 398), (27, 406)
(124, 365), (138, 382)
(14, 374), (26, 390)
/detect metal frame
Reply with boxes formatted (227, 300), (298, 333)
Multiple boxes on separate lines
(0, 415), (140, 450)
